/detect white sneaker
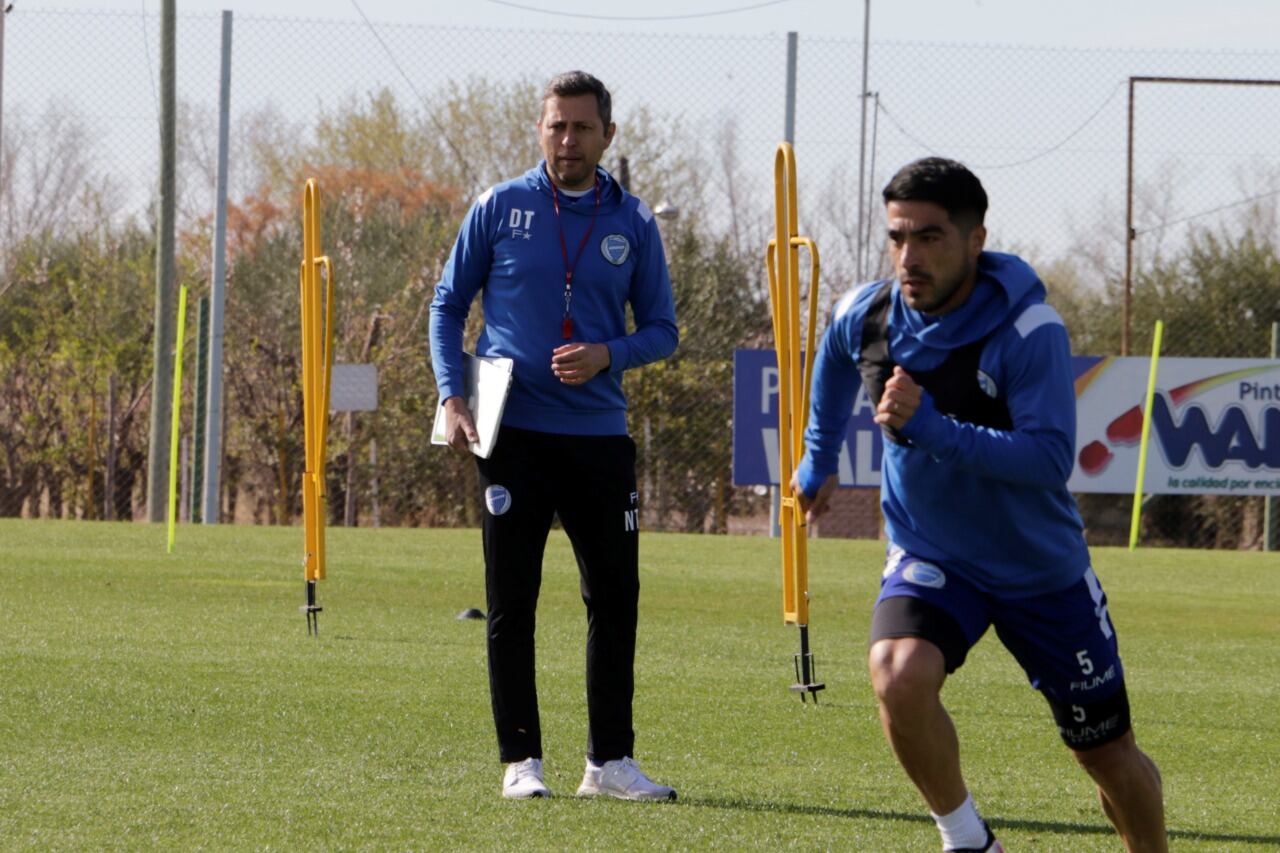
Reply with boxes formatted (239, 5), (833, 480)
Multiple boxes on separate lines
(576, 756), (676, 801)
(502, 757), (550, 799)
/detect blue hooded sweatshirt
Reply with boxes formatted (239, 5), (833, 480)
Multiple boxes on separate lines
(796, 252), (1090, 596)
(430, 163), (678, 436)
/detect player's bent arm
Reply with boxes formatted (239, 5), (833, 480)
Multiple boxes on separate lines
(899, 320), (1076, 488)
(904, 408), (1073, 488)
(797, 317), (861, 496)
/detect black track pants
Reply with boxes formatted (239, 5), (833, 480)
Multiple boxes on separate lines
(475, 426), (640, 764)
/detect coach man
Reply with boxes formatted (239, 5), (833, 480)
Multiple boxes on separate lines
(430, 71), (678, 801)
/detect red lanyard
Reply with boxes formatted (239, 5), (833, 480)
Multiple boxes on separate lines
(549, 176), (601, 339)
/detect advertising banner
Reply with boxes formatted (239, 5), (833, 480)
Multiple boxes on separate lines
(1070, 356), (1280, 495)
(732, 348), (884, 488)
(733, 349), (1280, 495)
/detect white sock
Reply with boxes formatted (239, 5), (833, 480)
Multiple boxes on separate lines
(931, 793), (988, 850)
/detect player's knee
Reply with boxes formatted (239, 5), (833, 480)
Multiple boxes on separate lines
(1072, 729), (1161, 793)
(1072, 728), (1136, 774)
(868, 637), (945, 708)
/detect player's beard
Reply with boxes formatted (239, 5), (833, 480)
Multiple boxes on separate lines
(906, 258), (976, 315)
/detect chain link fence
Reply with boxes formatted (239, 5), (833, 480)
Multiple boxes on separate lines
(3, 8), (1280, 547)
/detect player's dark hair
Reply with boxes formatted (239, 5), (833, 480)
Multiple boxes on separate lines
(542, 71), (612, 127)
(882, 157), (988, 232)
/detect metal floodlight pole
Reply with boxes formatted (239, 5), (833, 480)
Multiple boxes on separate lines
(855, 0), (871, 282)
(146, 0), (177, 521)
(1, 4), (8, 187)
(203, 10), (232, 524)
(864, 91), (880, 281)
(1123, 77), (1135, 357)
(191, 296), (209, 522)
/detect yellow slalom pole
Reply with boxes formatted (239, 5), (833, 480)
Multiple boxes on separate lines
(766, 142), (825, 702)
(300, 179), (334, 635)
(167, 284), (189, 553)
(1128, 320), (1164, 550)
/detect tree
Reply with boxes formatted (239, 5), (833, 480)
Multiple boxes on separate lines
(0, 102), (114, 261)
(0, 213), (155, 519)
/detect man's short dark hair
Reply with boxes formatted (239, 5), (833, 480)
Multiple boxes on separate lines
(542, 71), (612, 127)
(882, 157), (988, 232)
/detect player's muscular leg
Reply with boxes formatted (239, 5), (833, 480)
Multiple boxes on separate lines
(1072, 730), (1167, 853)
(869, 637), (968, 814)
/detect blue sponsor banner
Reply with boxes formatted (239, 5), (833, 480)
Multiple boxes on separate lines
(733, 351), (1280, 495)
(732, 348), (883, 487)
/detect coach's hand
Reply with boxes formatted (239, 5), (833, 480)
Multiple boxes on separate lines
(874, 366), (922, 430)
(443, 396), (479, 453)
(552, 342), (611, 385)
(792, 471), (838, 525)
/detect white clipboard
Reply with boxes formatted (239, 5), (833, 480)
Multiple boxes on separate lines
(431, 352), (514, 459)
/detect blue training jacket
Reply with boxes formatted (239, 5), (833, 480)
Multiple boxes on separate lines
(796, 252), (1091, 596)
(430, 163), (678, 436)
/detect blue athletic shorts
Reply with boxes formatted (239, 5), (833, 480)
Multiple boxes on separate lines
(873, 544), (1131, 748)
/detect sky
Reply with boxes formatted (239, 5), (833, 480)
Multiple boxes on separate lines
(11, 0), (1280, 271)
(20, 0), (1280, 52)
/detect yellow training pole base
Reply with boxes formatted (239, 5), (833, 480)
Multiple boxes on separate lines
(300, 471), (324, 635)
(788, 624), (826, 703)
(301, 580), (322, 636)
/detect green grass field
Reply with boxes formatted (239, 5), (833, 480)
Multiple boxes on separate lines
(1, 519), (1277, 851)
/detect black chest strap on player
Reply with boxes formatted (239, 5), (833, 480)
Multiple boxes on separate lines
(857, 279), (1013, 446)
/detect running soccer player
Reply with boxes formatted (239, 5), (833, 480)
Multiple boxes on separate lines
(793, 158), (1166, 852)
